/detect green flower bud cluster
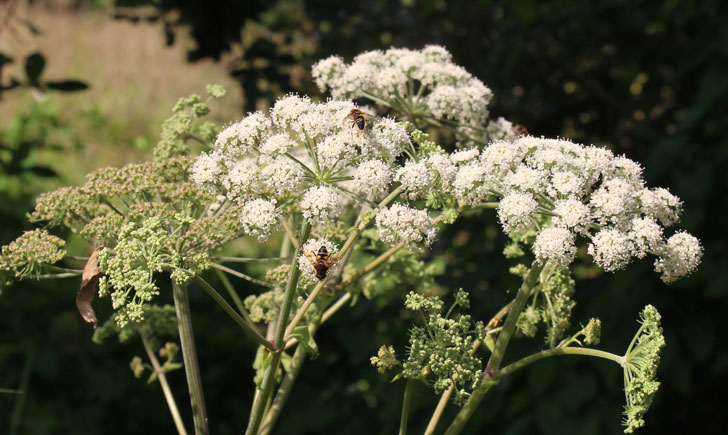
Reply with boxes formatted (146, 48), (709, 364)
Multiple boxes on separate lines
(622, 305), (665, 433)
(98, 216), (210, 327)
(93, 304), (178, 347)
(516, 267), (576, 347)
(154, 85), (226, 161)
(370, 345), (400, 374)
(244, 288), (286, 324)
(395, 290), (485, 406)
(0, 229), (66, 284)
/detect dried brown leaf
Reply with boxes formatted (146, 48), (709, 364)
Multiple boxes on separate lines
(76, 246), (103, 328)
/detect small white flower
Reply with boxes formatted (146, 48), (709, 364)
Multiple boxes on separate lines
(353, 160), (393, 200)
(452, 162), (492, 205)
(497, 193), (538, 234)
(300, 185), (346, 224)
(426, 153), (458, 188)
(654, 232), (702, 284)
(589, 178), (639, 226)
(552, 199), (591, 234)
(311, 56), (345, 93)
(369, 118), (409, 162)
(396, 160), (434, 200)
(375, 203), (436, 246)
(259, 156), (304, 197)
(550, 171), (585, 197)
(450, 149), (480, 164)
(487, 117), (518, 142)
(640, 187), (682, 227)
(588, 229), (634, 272)
(223, 159), (262, 203)
(190, 151), (223, 191)
(481, 140), (527, 174)
(216, 112), (271, 159)
(260, 133), (293, 155)
(241, 199), (280, 242)
(534, 227), (577, 267)
(318, 132), (358, 168)
(505, 165), (547, 193)
(629, 216), (664, 258)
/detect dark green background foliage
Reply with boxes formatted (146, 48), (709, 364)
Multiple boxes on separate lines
(2, 0), (727, 433)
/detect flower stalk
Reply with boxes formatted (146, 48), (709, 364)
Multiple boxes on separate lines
(171, 279), (209, 435)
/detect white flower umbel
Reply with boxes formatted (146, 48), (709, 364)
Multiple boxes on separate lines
(297, 238), (339, 282)
(588, 229), (634, 272)
(375, 203), (436, 247)
(552, 199), (592, 234)
(241, 199), (280, 242)
(190, 151), (223, 193)
(191, 94), (410, 243)
(396, 160), (434, 200)
(312, 46), (493, 130)
(629, 217), (664, 259)
(639, 187), (682, 227)
(353, 160), (393, 201)
(654, 232), (702, 284)
(300, 185), (347, 224)
(497, 193), (537, 234)
(534, 227), (577, 267)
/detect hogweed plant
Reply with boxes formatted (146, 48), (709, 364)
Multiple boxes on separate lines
(0, 46), (702, 434)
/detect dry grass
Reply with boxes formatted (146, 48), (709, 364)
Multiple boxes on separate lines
(1, 2), (241, 181)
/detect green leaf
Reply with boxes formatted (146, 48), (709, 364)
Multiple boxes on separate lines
(24, 52), (45, 85)
(390, 372), (404, 383)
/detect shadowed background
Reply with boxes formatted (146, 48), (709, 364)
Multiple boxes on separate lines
(1, 0), (726, 433)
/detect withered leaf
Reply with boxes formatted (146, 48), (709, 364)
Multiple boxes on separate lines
(76, 246), (103, 328)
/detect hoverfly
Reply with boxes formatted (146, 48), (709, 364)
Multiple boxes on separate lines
(514, 124), (529, 137)
(344, 108), (369, 134)
(303, 245), (341, 280)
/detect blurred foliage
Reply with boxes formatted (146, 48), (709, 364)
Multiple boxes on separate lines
(1, 0), (727, 434)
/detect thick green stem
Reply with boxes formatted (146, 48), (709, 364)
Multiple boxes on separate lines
(494, 347), (624, 380)
(194, 276), (274, 352)
(141, 332), (188, 435)
(246, 222), (311, 435)
(171, 279), (209, 435)
(444, 263), (543, 435)
(258, 332), (310, 434)
(399, 379), (415, 435)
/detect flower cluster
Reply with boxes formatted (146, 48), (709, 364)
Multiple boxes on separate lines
(516, 267), (576, 347)
(312, 46), (515, 147)
(154, 86), (225, 161)
(622, 305), (666, 433)
(438, 136), (701, 283)
(380, 290), (485, 406)
(0, 229), (66, 282)
(191, 95), (413, 238)
(375, 203), (437, 247)
(98, 216), (211, 326)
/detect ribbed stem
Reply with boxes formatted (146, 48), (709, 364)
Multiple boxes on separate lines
(172, 279), (209, 435)
(246, 222), (311, 435)
(399, 379), (414, 435)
